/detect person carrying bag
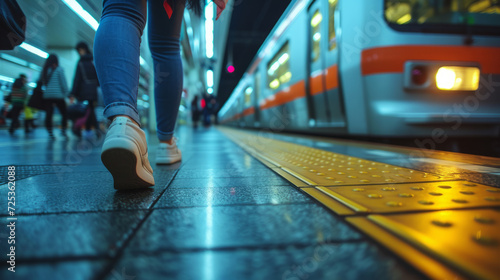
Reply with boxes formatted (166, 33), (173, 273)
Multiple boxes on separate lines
(70, 42), (100, 137)
(41, 54), (69, 138)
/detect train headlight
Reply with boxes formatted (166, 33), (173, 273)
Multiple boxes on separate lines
(435, 66), (480, 91)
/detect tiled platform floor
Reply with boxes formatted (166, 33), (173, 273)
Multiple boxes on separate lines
(0, 125), (474, 280)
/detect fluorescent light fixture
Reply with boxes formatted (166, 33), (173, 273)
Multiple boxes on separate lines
(397, 14), (412, 25)
(28, 82), (37, 88)
(0, 75), (15, 83)
(20, 43), (49, 59)
(29, 63), (42, 71)
(0, 54), (28, 66)
(206, 69), (214, 88)
(207, 87), (214, 94)
(313, 32), (321, 41)
(61, 0), (99, 31)
(205, 1), (214, 59)
(311, 13), (322, 27)
(245, 87), (253, 95)
(278, 53), (289, 64)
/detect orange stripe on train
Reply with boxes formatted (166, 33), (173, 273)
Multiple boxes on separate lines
(362, 45), (500, 76)
(259, 80), (306, 110)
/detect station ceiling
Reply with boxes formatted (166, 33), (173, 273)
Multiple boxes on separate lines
(5, 0), (290, 110)
(217, 0), (291, 108)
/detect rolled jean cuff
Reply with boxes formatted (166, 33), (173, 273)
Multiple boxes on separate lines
(103, 102), (141, 127)
(157, 129), (173, 141)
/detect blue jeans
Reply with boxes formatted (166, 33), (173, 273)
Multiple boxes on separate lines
(94, 0), (185, 141)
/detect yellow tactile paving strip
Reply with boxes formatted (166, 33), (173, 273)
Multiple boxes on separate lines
(220, 128), (456, 187)
(281, 132), (500, 167)
(349, 209), (500, 280)
(220, 127), (500, 280)
(318, 181), (500, 214)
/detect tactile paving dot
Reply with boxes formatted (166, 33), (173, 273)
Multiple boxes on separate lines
(223, 130), (456, 186)
(367, 209), (500, 280)
(318, 181), (500, 213)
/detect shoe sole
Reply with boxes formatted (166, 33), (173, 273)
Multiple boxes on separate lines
(156, 156), (182, 165)
(101, 139), (155, 190)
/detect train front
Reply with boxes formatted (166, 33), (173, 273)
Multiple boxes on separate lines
(343, 0), (500, 137)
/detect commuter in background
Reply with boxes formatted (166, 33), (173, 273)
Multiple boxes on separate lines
(202, 93), (215, 127)
(41, 54), (69, 138)
(23, 106), (37, 134)
(191, 95), (201, 128)
(8, 74), (28, 135)
(94, 0), (227, 189)
(70, 41), (100, 138)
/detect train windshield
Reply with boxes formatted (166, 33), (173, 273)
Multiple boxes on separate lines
(385, 0), (500, 35)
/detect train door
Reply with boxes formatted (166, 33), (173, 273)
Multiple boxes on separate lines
(307, 1), (331, 127)
(254, 73), (261, 126)
(324, 0), (346, 127)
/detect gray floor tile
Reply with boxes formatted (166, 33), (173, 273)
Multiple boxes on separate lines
(111, 242), (424, 280)
(0, 259), (109, 280)
(0, 211), (146, 259)
(0, 170), (176, 215)
(127, 204), (362, 252)
(168, 177), (292, 189)
(175, 168), (280, 179)
(156, 185), (313, 208)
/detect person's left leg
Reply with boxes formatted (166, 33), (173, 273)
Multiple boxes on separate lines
(9, 105), (22, 134)
(54, 99), (68, 136)
(148, 0), (185, 165)
(148, 0), (185, 143)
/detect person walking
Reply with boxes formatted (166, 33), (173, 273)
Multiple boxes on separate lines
(94, 0), (227, 190)
(191, 95), (201, 128)
(70, 41), (100, 138)
(41, 54), (69, 138)
(8, 74), (28, 135)
(23, 105), (37, 134)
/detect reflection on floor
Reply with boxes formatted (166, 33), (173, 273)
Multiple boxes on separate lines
(2, 125), (497, 279)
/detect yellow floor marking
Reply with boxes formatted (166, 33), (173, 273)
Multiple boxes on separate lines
(220, 127), (456, 187)
(368, 209), (500, 280)
(319, 181), (500, 214)
(220, 127), (500, 279)
(347, 217), (467, 280)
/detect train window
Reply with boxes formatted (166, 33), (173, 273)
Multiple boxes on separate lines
(244, 86), (253, 106)
(328, 0), (338, 50)
(310, 10), (322, 62)
(385, 0), (500, 30)
(267, 42), (291, 90)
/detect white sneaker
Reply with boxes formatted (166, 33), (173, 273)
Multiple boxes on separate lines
(156, 137), (182, 165)
(101, 117), (155, 190)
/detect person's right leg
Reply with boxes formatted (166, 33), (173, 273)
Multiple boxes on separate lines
(94, 0), (154, 189)
(85, 102), (98, 132)
(44, 100), (55, 137)
(8, 105), (22, 134)
(54, 99), (68, 136)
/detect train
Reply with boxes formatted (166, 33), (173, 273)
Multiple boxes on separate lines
(218, 0), (500, 137)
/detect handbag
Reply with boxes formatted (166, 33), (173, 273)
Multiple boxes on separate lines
(67, 102), (88, 121)
(0, 0), (26, 50)
(27, 83), (47, 111)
